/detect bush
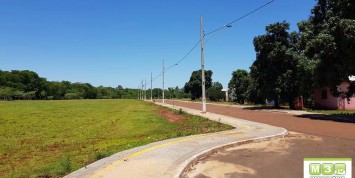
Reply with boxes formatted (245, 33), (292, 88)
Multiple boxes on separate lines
(64, 93), (80, 100)
(207, 87), (224, 101)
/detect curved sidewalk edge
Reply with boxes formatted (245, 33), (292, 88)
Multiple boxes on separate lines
(154, 102), (288, 178)
(175, 127), (287, 178)
(65, 101), (288, 178)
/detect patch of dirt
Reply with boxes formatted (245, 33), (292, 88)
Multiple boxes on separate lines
(46, 143), (66, 153)
(187, 162), (256, 178)
(137, 135), (149, 140)
(20, 152), (35, 160)
(48, 145), (60, 153)
(183, 132), (355, 178)
(156, 100), (355, 177)
(156, 109), (184, 123)
(223, 132), (322, 155)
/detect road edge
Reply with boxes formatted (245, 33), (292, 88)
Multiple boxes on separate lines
(175, 128), (288, 178)
(152, 101), (288, 178)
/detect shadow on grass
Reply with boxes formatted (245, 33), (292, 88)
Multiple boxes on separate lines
(295, 113), (355, 124)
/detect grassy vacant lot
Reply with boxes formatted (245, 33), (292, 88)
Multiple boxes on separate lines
(0, 99), (232, 177)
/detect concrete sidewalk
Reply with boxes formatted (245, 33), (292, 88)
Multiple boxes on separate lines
(65, 102), (287, 178)
(167, 99), (313, 116)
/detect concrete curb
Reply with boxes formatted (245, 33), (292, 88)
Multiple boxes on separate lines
(165, 99), (317, 115)
(67, 101), (288, 178)
(175, 128), (288, 178)
(153, 101), (288, 178)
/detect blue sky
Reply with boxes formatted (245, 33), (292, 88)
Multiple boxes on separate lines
(0, 0), (316, 89)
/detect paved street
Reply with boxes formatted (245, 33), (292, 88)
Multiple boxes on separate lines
(161, 100), (355, 140)
(158, 100), (355, 178)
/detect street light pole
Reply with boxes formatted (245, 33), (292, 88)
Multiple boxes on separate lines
(200, 16), (206, 113)
(141, 80), (144, 100)
(162, 59), (165, 104)
(144, 78), (147, 100)
(150, 72), (153, 101)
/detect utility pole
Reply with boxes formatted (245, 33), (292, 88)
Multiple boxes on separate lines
(200, 16), (206, 113)
(162, 59), (165, 104)
(144, 78), (147, 100)
(140, 81), (142, 100)
(143, 81), (145, 100)
(139, 81), (143, 100)
(140, 84), (142, 100)
(141, 80), (144, 100)
(150, 72), (153, 101)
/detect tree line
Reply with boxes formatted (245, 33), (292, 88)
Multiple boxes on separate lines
(0, 70), (126, 100)
(0, 68), (224, 101)
(2, 0), (353, 106)
(228, 0), (355, 108)
(0, 70), (189, 100)
(183, 0), (354, 108)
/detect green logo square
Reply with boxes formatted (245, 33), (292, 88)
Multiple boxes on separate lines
(322, 163), (334, 175)
(334, 163), (346, 175)
(309, 163), (321, 175)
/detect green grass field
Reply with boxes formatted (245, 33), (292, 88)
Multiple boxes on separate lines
(0, 99), (232, 177)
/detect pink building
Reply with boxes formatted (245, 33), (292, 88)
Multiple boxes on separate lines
(314, 77), (355, 110)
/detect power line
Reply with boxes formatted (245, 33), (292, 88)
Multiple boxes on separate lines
(149, 0), (276, 84)
(204, 27), (225, 45)
(166, 40), (201, 71)
(163, 0), (276, 76)
(152, 73), (161, 80)
(152, 39), (201, 82)
(204, 0), (276, 36)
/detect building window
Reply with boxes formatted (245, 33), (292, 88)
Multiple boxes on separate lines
(321, 90), (327, 99)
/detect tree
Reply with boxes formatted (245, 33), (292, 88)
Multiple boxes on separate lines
(0, 70), (46, 99)
(228, 69), (251, 104)
(117, 88), (138, 99)
(72, 83), (97, 99)
(0, 69), (147, 100)
(64, 93), (80, 100)
(299, 0), (355, 97)
(251, 21), (300, 107)
(151, 88), (163, 99)
(97, 86), (116, 99)
(206, 82), (224, 101)
(173, 86), (182, 99)
(246, 79), (264, 105)
(184, 70), (213, 100)
(293, 33), (318, 107)
(46, 81), (66, 99)
(0, 87), (22, 100)
(212, 81), (223, 91)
